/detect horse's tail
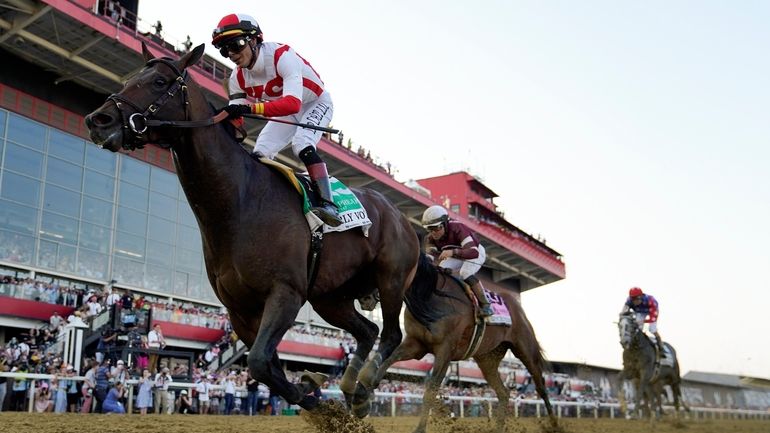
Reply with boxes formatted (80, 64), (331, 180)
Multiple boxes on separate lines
(529, 323), (550, 373)
(510, 300), (550, 373)
(508, 299), (554, 419)
(667, 343), (682, 384)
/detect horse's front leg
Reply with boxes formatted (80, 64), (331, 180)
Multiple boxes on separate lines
(246, 291), (316, 409)
(632, 377), (643, 419)
(411, 347), (452, 433)
(616, 371), (629, 418)
(357, 272), (411, 391)
(311, 299), (380, 409)
(352, 336), (427, 418)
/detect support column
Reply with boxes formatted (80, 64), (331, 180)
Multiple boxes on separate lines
(62, 319), (89, 373)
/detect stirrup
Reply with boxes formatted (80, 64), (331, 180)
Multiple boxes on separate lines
(312, 205), (342, 227)
(478, 305), (494, 317)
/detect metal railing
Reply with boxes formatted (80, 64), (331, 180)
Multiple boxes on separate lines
(208, 340), (246, 372)
(2, 372), (768, 420)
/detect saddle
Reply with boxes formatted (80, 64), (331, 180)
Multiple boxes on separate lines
(253, 155), (372, 235)
(646, 334), (674, 367)
(252, 155), (318, 207)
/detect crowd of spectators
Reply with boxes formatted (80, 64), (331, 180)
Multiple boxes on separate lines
(0, 276), (702, 415)
(0, 275), (231, 331)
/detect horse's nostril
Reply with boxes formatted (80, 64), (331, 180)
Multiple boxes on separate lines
(88, 112), (115, 127)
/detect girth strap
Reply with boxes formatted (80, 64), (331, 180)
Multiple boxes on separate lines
(461, 315), (487, 360)
(306, 229), (323, 292)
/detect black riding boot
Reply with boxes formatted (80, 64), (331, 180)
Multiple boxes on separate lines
(309, 167), (342, 227)
(469, 281), (493, 317)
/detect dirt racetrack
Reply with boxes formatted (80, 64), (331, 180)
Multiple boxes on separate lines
(1, 413), (768, 433)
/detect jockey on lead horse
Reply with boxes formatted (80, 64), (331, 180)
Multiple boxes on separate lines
(621, 287), (664, 358)
(212, 13), (341, 227)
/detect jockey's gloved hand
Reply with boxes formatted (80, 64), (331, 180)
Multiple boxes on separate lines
(218, 104), (252, 119)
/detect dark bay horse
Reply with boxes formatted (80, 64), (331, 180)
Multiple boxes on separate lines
(85, 44), (419, 412)
(617, 312), (688, 419)
(353, 253), (556, 433)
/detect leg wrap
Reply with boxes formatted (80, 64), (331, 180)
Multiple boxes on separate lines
(358, 352), (383, 388)
(339, 355), (364, 395)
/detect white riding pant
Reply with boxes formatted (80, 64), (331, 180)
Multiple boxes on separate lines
(438, 245), (486, 280)
(254, 92), (333, 159)
(635, 313), (658, 334)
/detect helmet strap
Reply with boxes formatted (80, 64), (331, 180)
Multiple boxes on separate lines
(247, 39), (258, 69)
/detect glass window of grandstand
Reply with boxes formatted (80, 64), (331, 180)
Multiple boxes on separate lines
(7, 113), (46, 151)
(0, 110), (6, 166)
(0, 265), (31, 298)
(0, 112), (218, 305)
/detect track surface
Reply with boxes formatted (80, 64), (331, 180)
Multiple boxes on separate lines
(1, 413), (768, 433)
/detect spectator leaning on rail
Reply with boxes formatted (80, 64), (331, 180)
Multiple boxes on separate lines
(421, 205), (493, 317)
(621, 287), (664, 357)
(211, 13), (341, 227)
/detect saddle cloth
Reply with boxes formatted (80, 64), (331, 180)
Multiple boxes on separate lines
(259, 158), (371, 236)
(484, 289), (512, 326)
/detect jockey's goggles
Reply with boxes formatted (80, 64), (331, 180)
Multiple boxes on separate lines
(218, 37), (249, 57)
(425, 224), (443, 232)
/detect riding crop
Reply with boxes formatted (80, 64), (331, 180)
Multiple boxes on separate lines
(241, 113), (340, 134)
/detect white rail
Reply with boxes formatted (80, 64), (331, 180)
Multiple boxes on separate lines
(1, 372), (768, 420)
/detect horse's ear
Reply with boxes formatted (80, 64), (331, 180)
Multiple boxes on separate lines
(141, 42), (155, 62)
(179, 44), (205, 70)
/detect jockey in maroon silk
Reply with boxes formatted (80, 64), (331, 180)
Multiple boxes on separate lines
(421, 205), (493, 317)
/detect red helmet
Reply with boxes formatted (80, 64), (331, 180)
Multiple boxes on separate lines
(212, 13), (262, 46)
(629, 287), (643, 298)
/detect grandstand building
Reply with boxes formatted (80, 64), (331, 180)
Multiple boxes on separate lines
(0, 0), (566, 380)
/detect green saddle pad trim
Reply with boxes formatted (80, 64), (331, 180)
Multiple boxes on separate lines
(300, 177), (363, 215)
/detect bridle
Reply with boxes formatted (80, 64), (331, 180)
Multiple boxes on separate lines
(619, 314), (639, 349)
(106, 57), (226, 150)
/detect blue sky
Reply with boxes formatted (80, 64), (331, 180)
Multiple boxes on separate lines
(139, 1), (770, 378)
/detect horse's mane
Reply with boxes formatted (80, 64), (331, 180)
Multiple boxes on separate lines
(404, 252), (467, 330)
(205, 102), (242, 142)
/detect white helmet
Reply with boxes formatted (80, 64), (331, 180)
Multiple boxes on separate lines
(422, 205), (448, 228)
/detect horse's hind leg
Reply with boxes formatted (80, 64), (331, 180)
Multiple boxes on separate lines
(672, 381), (689, 417)
(511, 342), (556, 426)
(475, 345), (510, 433)
(312, 299), (379, 406)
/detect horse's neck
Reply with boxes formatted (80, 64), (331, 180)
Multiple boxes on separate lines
(172, 122), (269, 234)
(629, 330), (655, 361)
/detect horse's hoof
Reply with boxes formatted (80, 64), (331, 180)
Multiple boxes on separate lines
(351, 399), (371, 418)
(352, 382), (370, 405)
(299, 394), (320, 411)
(301, 370), (328, 389)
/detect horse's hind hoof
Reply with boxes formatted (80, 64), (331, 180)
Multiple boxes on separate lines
(301, 370), (328, 390)
(351, 399), (371, 418)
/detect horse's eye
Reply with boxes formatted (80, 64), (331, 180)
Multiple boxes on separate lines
(154, 77), (167, 87)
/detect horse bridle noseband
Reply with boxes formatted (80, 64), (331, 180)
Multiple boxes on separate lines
(107, 57), (226, 150)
